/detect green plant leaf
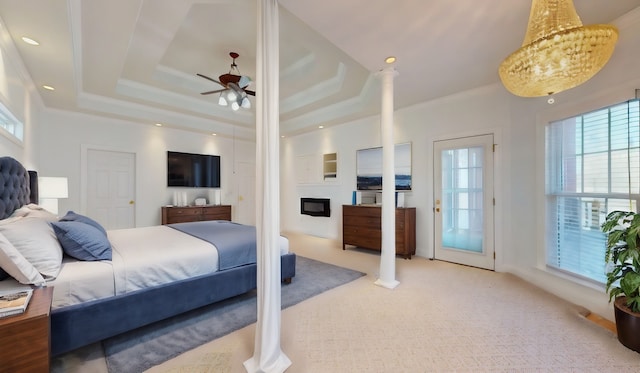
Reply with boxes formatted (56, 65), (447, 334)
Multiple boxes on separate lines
(603, 210), (640, 303)
(620, 272), (640, 298)
(627, 296), (640, 313)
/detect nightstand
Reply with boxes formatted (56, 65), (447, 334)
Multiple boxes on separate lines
(0, 286), (53, 372)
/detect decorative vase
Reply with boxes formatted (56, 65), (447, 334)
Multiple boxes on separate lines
(614, 296), (640, 353)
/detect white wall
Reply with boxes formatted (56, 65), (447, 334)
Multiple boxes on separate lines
(37, 109), (255, 227)
(281, 8), (640, 321)
(0, 20), (41, 168)
(281, 84), (512, 260)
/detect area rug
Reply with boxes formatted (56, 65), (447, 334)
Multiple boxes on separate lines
(103, 256), (365, 373)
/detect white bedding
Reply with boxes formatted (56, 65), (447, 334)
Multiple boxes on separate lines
(47, 225), (289, 309)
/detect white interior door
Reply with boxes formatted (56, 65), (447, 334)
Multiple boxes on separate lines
(86, 149), (136, 229)
(235, 161), (256, 225)
(434, 134), (494, 270)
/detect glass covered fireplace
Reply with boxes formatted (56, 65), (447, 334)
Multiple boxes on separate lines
(300, 198), (331, 217)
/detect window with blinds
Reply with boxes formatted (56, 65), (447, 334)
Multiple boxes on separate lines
(545, 99), (640, 284)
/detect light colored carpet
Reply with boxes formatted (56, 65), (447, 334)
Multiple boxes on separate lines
(54, 232), (640, 372)
(102, 256), (364, 372)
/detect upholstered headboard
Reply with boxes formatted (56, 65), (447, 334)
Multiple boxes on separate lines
(0, 156), (35, 220)
(28, 170), (38, 204)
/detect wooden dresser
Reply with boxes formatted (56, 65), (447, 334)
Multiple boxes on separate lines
(161, 205), (232, 225)
(0, 287), (53, 372)
(342, 204), (416, 259)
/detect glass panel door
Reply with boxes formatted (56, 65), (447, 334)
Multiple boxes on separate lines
(434, 135), (494, 270)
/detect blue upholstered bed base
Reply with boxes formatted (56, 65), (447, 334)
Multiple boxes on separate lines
(51, 253), (296, 356)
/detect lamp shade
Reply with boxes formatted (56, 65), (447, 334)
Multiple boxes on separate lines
(499, 0), (618, 97)
(38, 177), (68, 198)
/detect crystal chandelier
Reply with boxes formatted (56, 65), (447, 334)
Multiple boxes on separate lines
(499, 0), (618, 97)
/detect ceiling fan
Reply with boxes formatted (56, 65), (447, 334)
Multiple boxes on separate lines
(197, 52), (254, 110)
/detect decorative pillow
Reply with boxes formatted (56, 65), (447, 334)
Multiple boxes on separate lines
(10, 203), (59, 222)
(59, 211), (108, 237)
(0, 231), (46, 285)
(51, 221), (112, 261)
(0, 216), (63, 280)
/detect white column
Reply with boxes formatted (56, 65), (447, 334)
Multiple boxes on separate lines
(244, 0), (291, 372)
(374, 66), (400, 289)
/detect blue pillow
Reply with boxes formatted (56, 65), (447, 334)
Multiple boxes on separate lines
(51, 221), (112, 261)
(59, 211), (108, 237)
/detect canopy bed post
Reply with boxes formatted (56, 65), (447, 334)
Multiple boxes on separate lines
(244, 0), (291, 372)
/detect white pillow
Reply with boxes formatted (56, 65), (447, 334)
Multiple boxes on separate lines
(10, 204), (59, 222)
(0, 232), (46, 285)
(0, 217), (63, 280)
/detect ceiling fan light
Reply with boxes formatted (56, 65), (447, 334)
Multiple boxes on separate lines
(241, 97), (251, 109)
(218, 95), (228, 106)
(231, 102), (240, 111)
(226, 90), (237, 102)
(238, 75), (252, 88)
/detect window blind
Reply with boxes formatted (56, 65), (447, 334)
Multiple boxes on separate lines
(545, 99), (640, 283)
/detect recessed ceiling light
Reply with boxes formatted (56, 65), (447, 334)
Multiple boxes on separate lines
(21, 36), (39, 46)
(385, 56), (396, 64)
(212, 133), (217, 136)
(42, 85), (55, 91)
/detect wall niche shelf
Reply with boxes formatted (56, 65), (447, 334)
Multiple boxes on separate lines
(323, 152), (337, 180)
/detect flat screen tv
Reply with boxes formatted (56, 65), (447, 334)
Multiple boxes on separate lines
(167, 151), (220, 188)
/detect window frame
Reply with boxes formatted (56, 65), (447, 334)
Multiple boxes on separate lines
(0, 99), (24, 143)
(544, 99), (640, 285)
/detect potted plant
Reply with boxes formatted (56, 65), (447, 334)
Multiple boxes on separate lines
(601, 210), (640, 352)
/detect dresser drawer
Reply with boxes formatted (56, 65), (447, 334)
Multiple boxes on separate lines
(343, 215), (380, 228)
(161, 205), (232, 224)
(395, 230), (406, 245)
(343, 205), (380, 218)
(202, 206), (231, 220)
(165, 215), (200, 224)
(166, 208), (202, 218)
(343, 226), (381, 239)
(202, 214), (229, 221)
(343, 233), (381, 250)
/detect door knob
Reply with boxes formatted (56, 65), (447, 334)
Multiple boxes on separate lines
(129, 200), (135, 205)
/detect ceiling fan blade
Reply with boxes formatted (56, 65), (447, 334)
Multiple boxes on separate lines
(196, 73), (224, 86)
(200, 88), (227, 95)
(244, 89), (256, 96)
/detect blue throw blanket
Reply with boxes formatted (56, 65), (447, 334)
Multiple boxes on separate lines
(168, 220), (256, 270)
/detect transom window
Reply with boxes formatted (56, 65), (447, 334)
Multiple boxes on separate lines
(0, 101), (23, 142)
(545, 99), (640, 284)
